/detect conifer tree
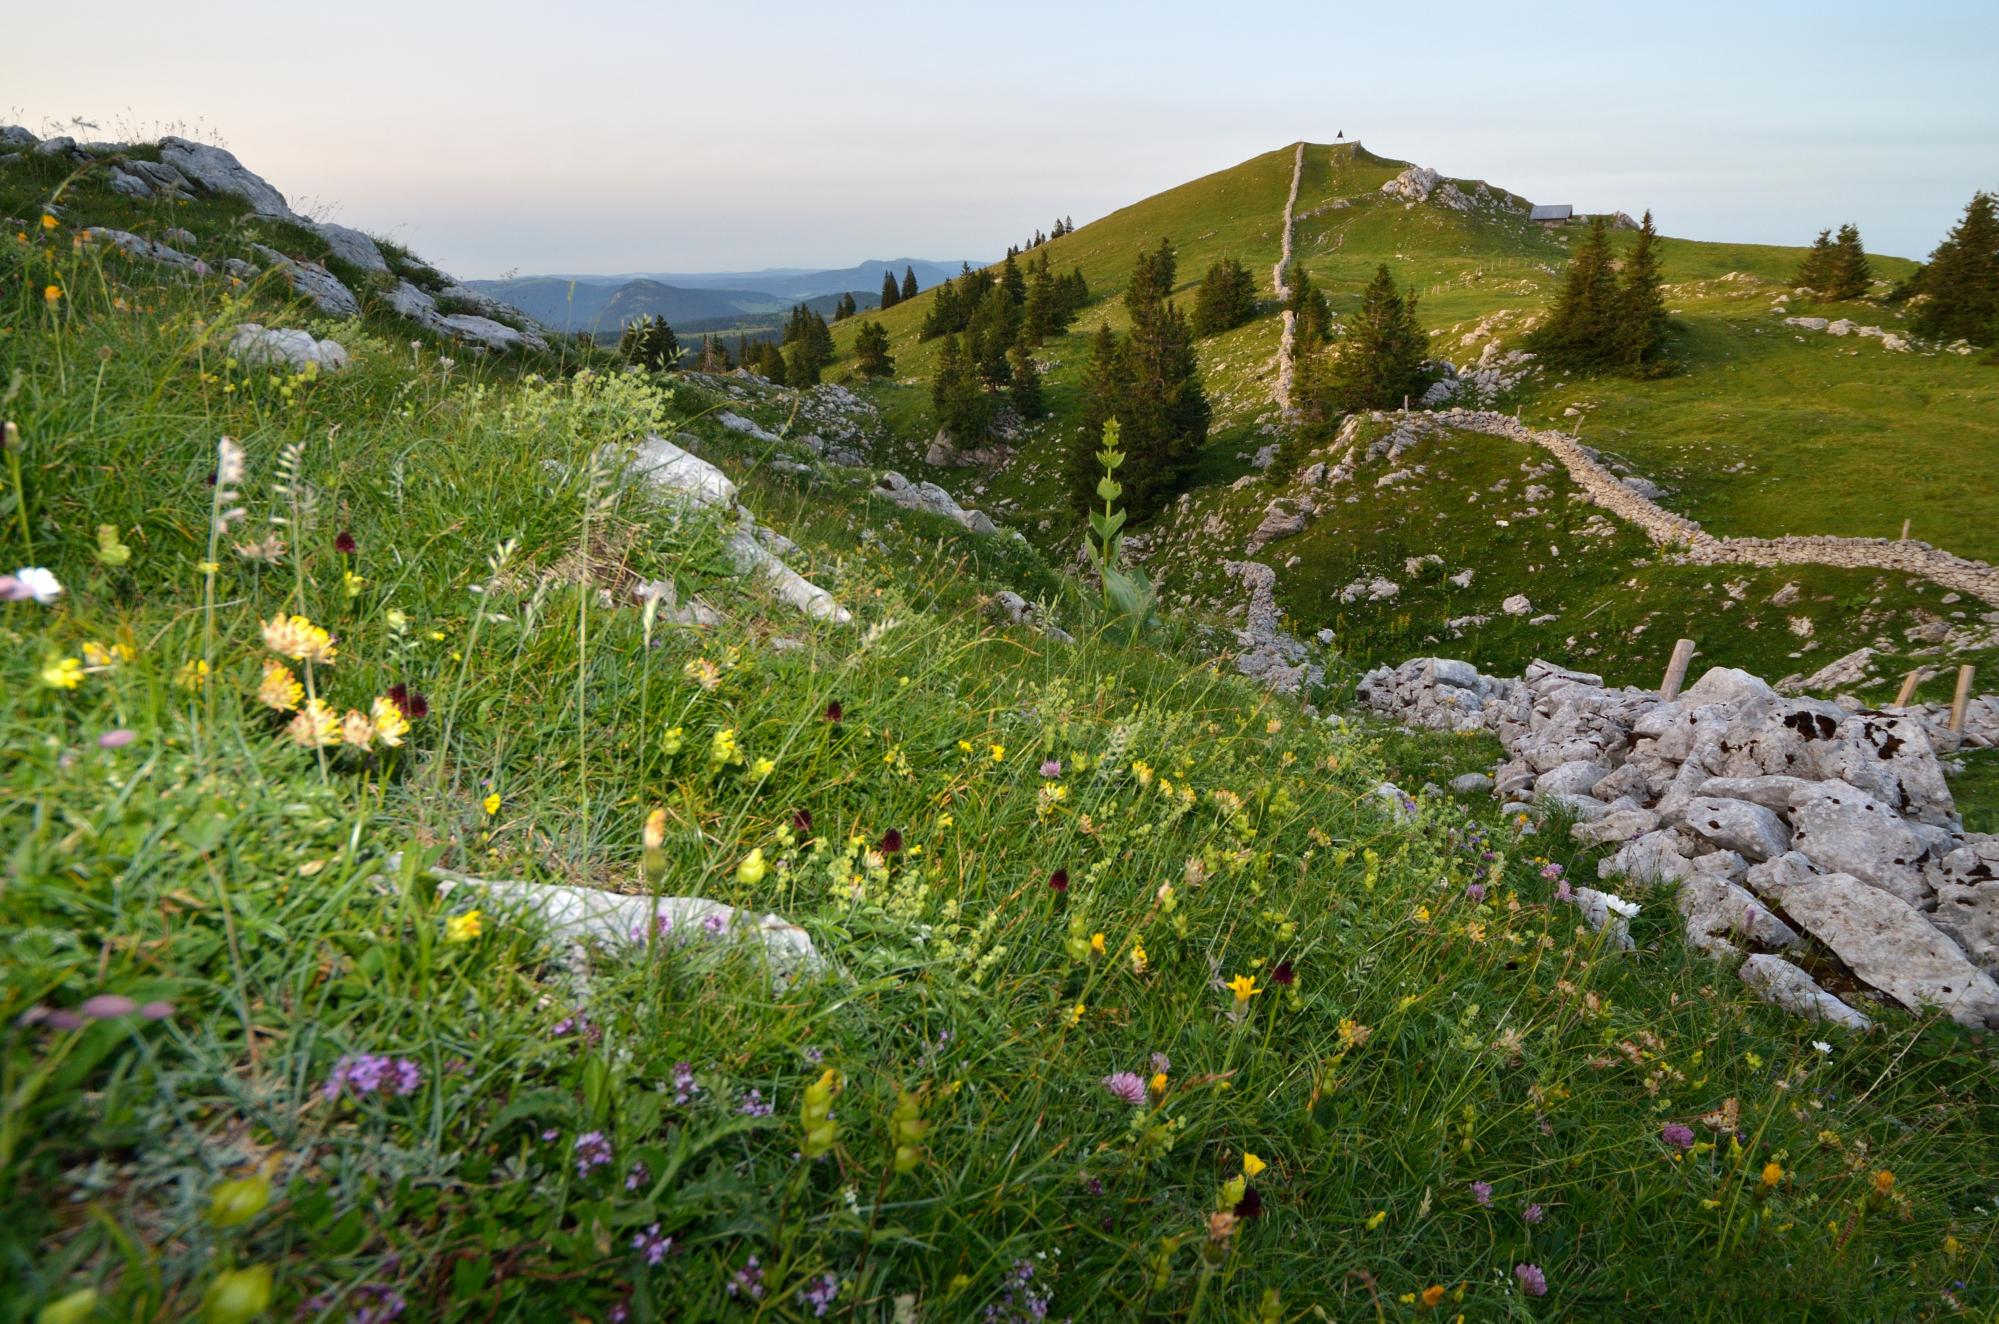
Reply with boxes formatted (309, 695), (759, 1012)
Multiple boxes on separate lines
(1911, 192), (1999, 345)
(1796, 228), (1836, 291)
(967, 289), (1017, 386)
(1009, 332), (1043, 419)
(880, 270), (901, 310)
(619, 315), (680, 371)
(931, 332), (991, 438)
(1127, 239), (1177, 312)
(1316, 264), (1429, 413)
(853, 320), (894, 378)
(1825, 223), (1872, 300)
(749, 339), (787, 385)
(833, 292), (857, 321)
(1192, 257), (1259, 336)
(1000, 251), (1028, 306)
(902, 266), (918, 300)
(1286, 266), (1333, 348)
(1528, 217), (1622, 372)
(1616, 210), (1670, 374)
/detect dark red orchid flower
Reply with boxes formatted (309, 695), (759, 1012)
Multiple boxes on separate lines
(334, 530), (357, 555)
(877, 828), (902, 854)
(386, 684), (429, 720)
(1049, 868), (1069, 892)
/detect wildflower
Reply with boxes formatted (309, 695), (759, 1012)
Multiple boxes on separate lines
(1233, 1185), (1263, 1219)
(1471, 1180), (1493, 1206)
(1243, 1152), (1268, 1178)
(624, 1162), (651, 1191)
(573, 1131), (614, 1175)
(261, 613), (337, 665)
(40, 656), (84, 690)
(728, 1255), (767, 1300)
(795, 1273), (839, 1318)
(334, 529), (357, 554)
(800, 1068), (842, 1159)
(1522, 1202), (1545, 1224)
(1661, 1122), (1696, 1151)
(1069, 1003), (1085, 1025)
(1540, 861), (1564, 881)
(1150, 1071), (1169, 1095)
(1103, 1072), (1146, 1106)
(1049, 868), (1069, 892)
(41, 213), (57, 230)
(44, 284), (62, 304)
(1554, 879), (1574, 902)
(1040, 758), (1063, 778)
(1227, 974), (1262, 1003)
(739, 1088), (774, 1118)
(371, 695), (411, 747)
(1421, 1285), (1446, 1309)
(737, 848), (767, 886)
(1514, 1263), (1547, 1297)
(824, 699), (843, 723)
(1761, 1161), (1784, 1188)
(1337, 1018), (1372, 1050)
(98, 728), (137, 749)
(341, 569), (366, 599)
(1090, 931), (1107, 956)
(82, 640), (132, 668)
(324, 1054), (423, 1100)
(750, 755), (775, 778)
(793, 807), (814, 838)
(990, 743), (1005, 762)
(1465, 882), (1487, 903)
(481, 792), (501, 818)
(683, 657), (722, 691)
(340, 709), (377, 749)
(1270, 961), (1295, 986)
(1810, 1040), (1832, 1056)
(1130, 941), (1148, 974)
(878, 827), (903, 854)
(445, 910), (483, 943)
(631, 1223), (672, 1266)
(256, 661), (303, 711)
(708, 726), (742, 769)
(1365, 1210), (1387, 1230)
(1873, 1169), (1895, 1198)
(287, 699), (340, 748)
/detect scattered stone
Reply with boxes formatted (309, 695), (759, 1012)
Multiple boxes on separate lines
(226, 323), (349, 372)
(1449, 772), (1494, 796)
(875, 472), (999, 535)
(1737, 954), (1873, 1030)
(250, 244), (360, 318)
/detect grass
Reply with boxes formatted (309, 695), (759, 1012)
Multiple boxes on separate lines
(4, 145), (1999, 1324)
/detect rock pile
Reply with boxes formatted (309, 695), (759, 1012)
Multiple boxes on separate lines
(1782, 316), (1911, 352)
(1358, 655), (1999, 1028)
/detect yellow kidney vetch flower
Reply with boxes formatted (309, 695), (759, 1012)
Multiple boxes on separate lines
(445, 909), (483, 943)
(258, 661), (303, 712)
(177, 658), (210, 691)
(339, 709), (376, 749)
(82, 640), (134, 668)
(286, 699), (339, 748)
(41, 657), (85, 689)
(260, 613), (337, 665)
(482, 792), (501, 816)
(371, 696), (410, 748)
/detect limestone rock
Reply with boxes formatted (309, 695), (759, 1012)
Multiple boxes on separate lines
(1929, 881), (1999, 976)
(250, 244), (360, 318)
(312, 220), (388, 272)
(160, 136), (297, 219)
(1681, 795), (1790, 862)
(1678, 875), (1800, 957)
(226, 323), (349, 372)
(1737, 954), (1872, 1030)
(874, 471), (999, 535)
(1777, 873), (1999, 1027)
(1788, 780), (1932, 904)
(1571, 806), (1661, 847)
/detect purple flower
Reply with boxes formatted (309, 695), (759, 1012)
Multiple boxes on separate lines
(1515, 1263), (1548, 1297)
(796, 1272), (839, 1317)
(541, 1128), (559, 1141)
(139, 1000), (175, 1021)
(1540, 861), (1565, 881)
(672, 1061), (702, 1105)
(1101, 1071), (1146, 1106)
(802, 1045), (823, 1065)
(1554, 880), (1574, 903)
(1464, 883), (1487, 903)
(631, 1223), (671, 1266)
(738, 1088), (773, 1117)
(1040, 759), (1062, 779)
(324, 1054), (423, 1101)
(1522, 1202), (1545, 1224)
(1048, 868), (1069, 892)
(1470, 1180), (1493, 1207)
(1662, 1122), (1696, 1150)
(1149, 1051), (1171, 1074)
(624, 1162), (651, 1191)
(573, 1130), (613, 1175)
(727, 1255), (766, 1300)
(80, 994), (138, 1020)
(97, 728), (138, 749)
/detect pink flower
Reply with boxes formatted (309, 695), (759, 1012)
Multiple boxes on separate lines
(97, 729), (138, 749)
(1040, 759), (1063, 778)
(1515, 1263), (1548, 1297)
(1661, 1122), (1695, 1150)
(1101, 1072), (1146, 1105)
(1470, 1180), (1493, 1206)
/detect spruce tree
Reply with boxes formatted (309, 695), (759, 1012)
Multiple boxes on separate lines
(901, 266), (918, 300)
(1127, 239), (1177, 312)
(833, 292), (857, 321)
(1616, 210), (1670, 374)
(619, 316), (679, 371)
(967, 289), (1016, 387)
(854, 320), (894, 378)
(1318, 265), (1429, 413)
(1193, 257), (1258, 336)
(1796, 228), (1836, 291)
(1529, 217), (1622, 372)
(931, 332), (990, 439)
(1911, 192), (1999, 345)
(1286, 266), (1333, 348)
(880, 270), (901, 310)
(1000, 251), (1028, 306)
(1009, 332), (1043, 419)
(1825, 223), (1872, 300)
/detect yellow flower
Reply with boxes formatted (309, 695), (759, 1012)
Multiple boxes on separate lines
(751, 756), (776, 778)
(1421, 1285), (1445, 1309)
(1129, 941), (1148, 974)
(339, 709), (376, 749)
(384, 609), (408, 630)
(261, 613), (337, 665)
(1149, 1071), (1169, 1095)
(445, 909), (483, 943)
(371, 696), (410, 747)
(1242, 1152), (1267, 1178)
(683, 657), (721, 691)
(1069, 1003), (1085, 1025)
(737, 848), (767, 886)
(341, 569), (366, 599)
(1133, 760), (1154, 787)
(661, 725), (684, 755)
(1365, 1210), (1387, 1230)
(40, 657), (85, 690)
(1090, 932), (1107, 956)
(286, 699), (339, 748)
(643, 807), (667, 850)
(44, 284), (62, 303)
(41, 213), (58, 230)
(1761, 1162), (1784, 1188)
(1872, 1169), (1894, 1198)
(482, 792), (501, 816)
(708, 726), (742, 768)
(1227, 974), (1262, 1003)
(990, 743), (1005, 762)
(257, 662), (303, 712)
(82, 640), (133, 668)
(176, 658), (210, 691)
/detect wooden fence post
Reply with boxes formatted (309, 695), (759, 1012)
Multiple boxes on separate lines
(1949, 665), (1975, 733)
(1660, 638), (1697, 702)
(1893, 669), (1923, 708)
(1900, 518), (1911, 541)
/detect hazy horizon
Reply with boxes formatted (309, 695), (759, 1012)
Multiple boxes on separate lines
(10, 0), (1997, 278)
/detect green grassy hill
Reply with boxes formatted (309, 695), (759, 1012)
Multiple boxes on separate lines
(4, 132), (1997, 1323)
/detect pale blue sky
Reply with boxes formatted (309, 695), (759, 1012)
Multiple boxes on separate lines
(11, 0), (1996, 276)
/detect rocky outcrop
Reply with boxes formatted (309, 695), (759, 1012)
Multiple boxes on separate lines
(1358, 655), (1999, 1027)
(227, 323), (349, 373)
(160, 137), (298, 220)
(250, 244), (361, 318)
(874, 472), (1000, 535)
(1222, 559), (1322, 694)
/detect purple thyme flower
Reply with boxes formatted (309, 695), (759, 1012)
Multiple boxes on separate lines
(625, 1162), (651, 1191)
(1040, 759), (1062, 779)
(97, 728), (138, 749)
(324, 1054), (423, 1101)
(796, 1273), (839, 1317)
(701, 911), (728, 937)
(738, 1088), (774, 1117)
(1540, 861), (1565, 881)
(1554, 880), (1575, 903)
(631, 1223), (671, 1266)
(1470, 1180), (1493, 1207)
(672, 1061), (702, 1105)
(727, 1255), (766, 1300)
(1102, 1072), (1146, 1106)
(1662, 1122), (1696, 1150)
(1515, 1263), (1548, 1297)
(573, 1130), (613, 1175)
(1150, 1051), (1171, 1074)
(802, 1045), (824, 1065)
(1522, 1202), (1545, 1224)
(1464, 883), (1487, 903)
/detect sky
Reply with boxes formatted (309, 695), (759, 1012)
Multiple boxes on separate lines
(10, 0), (1997, 278)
